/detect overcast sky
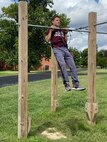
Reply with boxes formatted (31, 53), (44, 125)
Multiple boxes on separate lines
(0, 0), (107, 51)
(52, 0), (107, 50)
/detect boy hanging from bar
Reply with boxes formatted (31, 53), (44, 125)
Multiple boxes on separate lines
(45, 15), (85, 91)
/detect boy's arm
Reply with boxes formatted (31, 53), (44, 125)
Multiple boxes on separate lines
(45, 29), (53, 42)
(63, 29), (69, 42)
(64, 34), (68, 42)
(45, 25), (56, 42)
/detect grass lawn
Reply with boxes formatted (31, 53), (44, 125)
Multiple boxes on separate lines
(0, 74), (107, 142)
(77, 68), (107, 75)
(0, 70), (47, 77)
(0, 71), (18, 76)
(0, 68), (107, 77)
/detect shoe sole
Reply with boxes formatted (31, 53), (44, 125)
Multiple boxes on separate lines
(66, 89), (71, 91)
(72, 88), (86, 91)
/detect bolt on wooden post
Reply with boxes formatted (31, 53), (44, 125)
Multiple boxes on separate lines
(18, 1), (30, 139)
(85, 12), (98, 125)
(51, 48), (58, 112)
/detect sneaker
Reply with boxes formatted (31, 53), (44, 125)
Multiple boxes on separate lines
(72, 85), (86, 91)
(64, 83), (71, 91)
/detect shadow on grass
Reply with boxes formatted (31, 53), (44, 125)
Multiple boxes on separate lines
(96, 114), (107, 124)
(64, 118), (90, 136)
(28, 121), (53, 137)
(29, 119), (90, 137)
(58, 90), (87, 111)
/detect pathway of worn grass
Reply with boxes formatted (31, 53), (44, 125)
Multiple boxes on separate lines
(0, 74), (107, 142)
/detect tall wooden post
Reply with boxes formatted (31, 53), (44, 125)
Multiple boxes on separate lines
(85, 12), (98, 124)
(18, 1), (30, 138)
(51, 48), (58, 112)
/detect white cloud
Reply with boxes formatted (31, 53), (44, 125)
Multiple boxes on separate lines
(67, 32), (88, 51)
(52, 0), (107, 51)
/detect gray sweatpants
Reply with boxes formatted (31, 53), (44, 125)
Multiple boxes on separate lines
(53, 46), (79, 85)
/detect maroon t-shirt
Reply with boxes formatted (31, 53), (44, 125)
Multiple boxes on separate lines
(45, 29), (67, 48)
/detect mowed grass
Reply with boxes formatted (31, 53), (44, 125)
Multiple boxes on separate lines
(0, 68), (106, 77)
(0, 70), (46, 77)
(0, 74), (107, 142)
(0, 70), (18, 76)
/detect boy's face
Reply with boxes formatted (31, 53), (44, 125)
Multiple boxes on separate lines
(52, 17), (60, 27)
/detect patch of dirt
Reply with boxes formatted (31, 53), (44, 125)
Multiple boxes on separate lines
(41, 127), (67, 140)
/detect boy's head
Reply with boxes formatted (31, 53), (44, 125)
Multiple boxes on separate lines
(51, 15), (60, 27)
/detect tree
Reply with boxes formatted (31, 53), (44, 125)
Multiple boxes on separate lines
(0, 0), (70, 71)
(97, 50), (107, 68)
(81, 48), (88, 67)
(2, 3), (18, 22)
(26, 0), (70, 71)
(0, 19), (18, 70)
(69, 47), (81, 66)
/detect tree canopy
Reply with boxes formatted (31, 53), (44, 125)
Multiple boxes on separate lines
(0, 1), (107, 71)
(0, 0), (70, 71)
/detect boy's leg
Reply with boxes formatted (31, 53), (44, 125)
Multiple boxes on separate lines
(64, 48), (86, 90)
(53, 47), (71, 91)
(64, 48), (79, 85)
(53, 47), (69, 83)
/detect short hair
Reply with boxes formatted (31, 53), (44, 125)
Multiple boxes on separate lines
(51, 15), (60, 21)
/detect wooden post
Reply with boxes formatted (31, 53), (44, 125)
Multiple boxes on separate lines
(51, 48), (58, 112)
(18, 1), (30, 138)
(85, 12), (98, 125)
